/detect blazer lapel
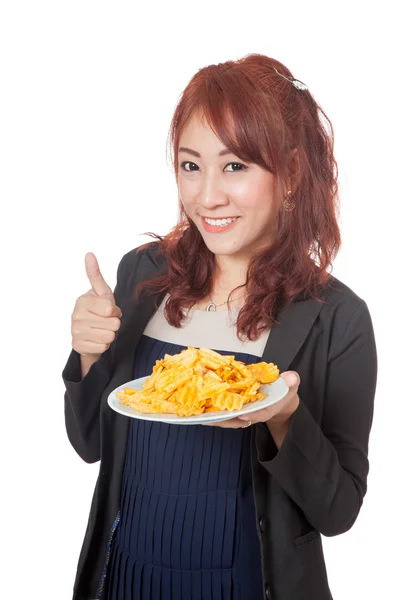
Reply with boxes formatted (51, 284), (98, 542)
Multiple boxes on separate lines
(261, 298), (324, 371)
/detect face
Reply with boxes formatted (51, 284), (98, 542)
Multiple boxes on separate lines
(177, 113), (279, 263)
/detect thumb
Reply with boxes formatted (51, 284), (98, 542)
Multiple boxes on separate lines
(85, 252), (115, 302)
(280, 370), (300, 389)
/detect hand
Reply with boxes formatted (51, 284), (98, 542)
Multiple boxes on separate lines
(202, 371), (300, 434)
(71, 253), (122, 357)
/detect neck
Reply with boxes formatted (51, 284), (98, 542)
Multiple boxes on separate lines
(213, 254), (249, 295)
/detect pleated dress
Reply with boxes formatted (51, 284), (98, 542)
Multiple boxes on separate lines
(102, 295), (270, 600)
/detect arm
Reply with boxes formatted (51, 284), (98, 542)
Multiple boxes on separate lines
(62, 250), (136, 463)
(80, 353), (102, 379)
(255, 300), (377, 536)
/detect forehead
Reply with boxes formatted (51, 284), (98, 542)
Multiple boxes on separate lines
(180, 113), (219, 142)
(180, 107), (236, 144)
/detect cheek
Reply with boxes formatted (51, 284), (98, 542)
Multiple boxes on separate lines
(231, 177), (276, 211)
(178, 177), (195, 206)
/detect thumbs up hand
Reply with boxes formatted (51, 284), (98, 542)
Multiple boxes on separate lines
(71, 253), (122, 357)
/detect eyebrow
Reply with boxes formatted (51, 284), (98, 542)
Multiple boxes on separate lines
(178, 146), (234, 158)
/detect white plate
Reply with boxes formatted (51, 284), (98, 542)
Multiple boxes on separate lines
(107, 376), (289, 425)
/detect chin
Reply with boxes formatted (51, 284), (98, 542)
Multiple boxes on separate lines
(202, 239), (244, 257)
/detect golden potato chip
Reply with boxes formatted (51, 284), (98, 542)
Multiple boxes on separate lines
(199, 347), (231, 363)
(198, 381), (230, 401)
(118, 345), (279, 417)
(123, 387), (139, 396)
(228, 380), (255, 391)
(214, 366), (232, 380)
(231, 361), (250, 375)
(246, 362), (279, 384)
(154, 366), (194, 393)
(212, 391), (244, 411)
(198, 348), (230, 370)
(203, 370), (223, 382)
(243, 381), (262, 397)
(194, 363), (208, 376)
(162, 347), (198, 368)
(204, 406), (221, 413)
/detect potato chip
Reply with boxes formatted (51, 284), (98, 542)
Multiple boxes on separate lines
(246, 362), (280, 384)
(154, 366), (194, 393)
(212, 391), (244, 411)
(228, 380), (255, 391)
(198, 381), (230, 401)
(162, 347), (198, 368)
(198, 348), (230, 370)
(204, 405), (221, 413)
(118, 345), (279, 417)
(123, 387), (139, 396)
(243, 381), (262, 398)
(203, 370), (223, 382)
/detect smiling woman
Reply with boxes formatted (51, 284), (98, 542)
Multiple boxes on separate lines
(62, 53), (377, 600)
(135, 54), (340, 337)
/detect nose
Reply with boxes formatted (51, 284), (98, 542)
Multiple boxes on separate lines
(197, 172), (229, 210)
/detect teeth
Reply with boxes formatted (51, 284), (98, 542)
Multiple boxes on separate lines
(204, 217), (237, 227)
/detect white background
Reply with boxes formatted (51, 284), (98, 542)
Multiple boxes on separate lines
(1, 1), (398, 598)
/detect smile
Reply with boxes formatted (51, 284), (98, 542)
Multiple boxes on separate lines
(201, 216), (240, 233)
(204, 217), (238, 227)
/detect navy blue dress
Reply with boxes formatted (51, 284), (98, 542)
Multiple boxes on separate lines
(103, 335), (265, 599)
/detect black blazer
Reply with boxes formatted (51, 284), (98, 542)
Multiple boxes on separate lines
(62, 242), (377, 600)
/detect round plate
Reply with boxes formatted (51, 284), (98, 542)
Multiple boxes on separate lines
(107, 375), (289, 425)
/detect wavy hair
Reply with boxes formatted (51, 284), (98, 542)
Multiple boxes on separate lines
(135, 53), (341, 341)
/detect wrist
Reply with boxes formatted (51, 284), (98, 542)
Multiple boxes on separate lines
(267, 394), (299, 428)
(80, 353), (102, 378)
(265, 395), (299, 448)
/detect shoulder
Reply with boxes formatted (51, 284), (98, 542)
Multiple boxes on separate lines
(318, 275), (374, 357)
(322, 275), (366, 314)
(117, 240), (167, 280)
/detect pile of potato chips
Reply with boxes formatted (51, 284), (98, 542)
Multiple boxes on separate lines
(116, 346), (279, 417)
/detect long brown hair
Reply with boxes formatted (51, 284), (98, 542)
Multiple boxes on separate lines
(135, 53), (341, 341)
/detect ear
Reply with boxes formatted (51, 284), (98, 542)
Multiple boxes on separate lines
(288, 148), (301, 195)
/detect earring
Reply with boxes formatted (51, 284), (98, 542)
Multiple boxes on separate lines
(283, 189), (296, 211)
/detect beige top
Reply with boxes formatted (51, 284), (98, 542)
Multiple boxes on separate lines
(144, 293), (270, 358)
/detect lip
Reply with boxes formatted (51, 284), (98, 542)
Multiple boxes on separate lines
(201, 216), (240, 234)
(200, 216), (240, 219)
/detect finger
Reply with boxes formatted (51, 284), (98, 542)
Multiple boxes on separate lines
(86, 316), (121, 331)
(73, 326), (116, 346)
(238, 371), (300, 423)
(87, 301), (122, 319)
(280, 370), (300, 390)
(238, 407), (272, 423)
(77, 294), (122, 318)
(201, 417), (245, 428)
(237, 373), (300, 424)
(85, 252), (114, 301)
(73, 315), (121, 333)
(72, 340), (111, 356)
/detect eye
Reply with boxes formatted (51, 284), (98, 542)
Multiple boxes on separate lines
(179, 161), (248, 173)
(180, 161), (199, 172)
(224, 162), (248, 172)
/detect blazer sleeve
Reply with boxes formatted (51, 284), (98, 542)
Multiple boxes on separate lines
(62, 249), (137, 463)
(255, 299), (377, 537)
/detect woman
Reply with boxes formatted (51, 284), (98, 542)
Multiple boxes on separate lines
(63, 54), (377, 600)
